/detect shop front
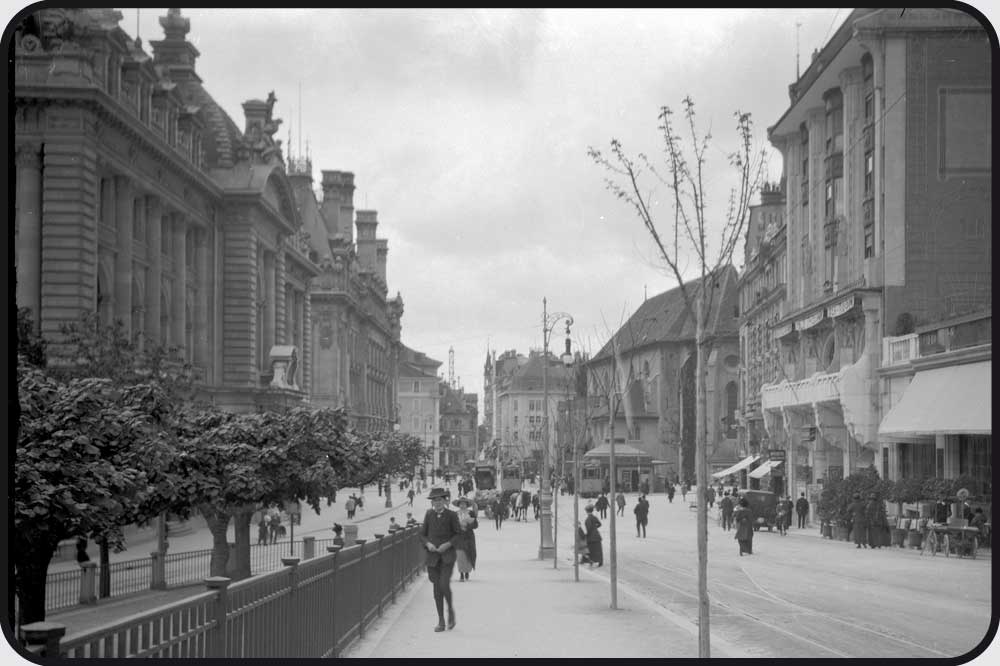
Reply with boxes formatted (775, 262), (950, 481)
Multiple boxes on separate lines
(583, 442), (654, 493)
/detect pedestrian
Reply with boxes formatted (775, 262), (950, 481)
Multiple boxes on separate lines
(408, 488), (415, 506)
(795, 492), (810, 529)
(257, 516), (269, 545)
(521, 490), (532, 522)
(733, 497), (754, 555)
(576, 521), (591, 564)
(356, 494), (365, 512)
(406, 513), (418, 527)
(634, 494), (649, 537)
(269, 511), (282, 545)
(849, 492), (869, 548)
(934, 496), (951, 524)
(780, 495), (794, 533)
(492, 494), (506, 530)
(865, 492), (889, 549)
(345, 495), (356, 520)
(776, 497), (789, 536)
(75, 536), (90, 567)
(640, 478), (650, 496)
(388, 516), (399, 533)
(584, 504), (604, 567)
(666, 483), (675, 503)
(595, 492), (609, 520)
(681, 481), (689, 502)
(453, 497), (478, 582)
(421, 487), (462, 632)
(615, 491), (626, 517)
(378, 481), (383, 497)
(532, 492), (540, 520)
(706, 485), (716, 509)
(720, 491), (735, 531)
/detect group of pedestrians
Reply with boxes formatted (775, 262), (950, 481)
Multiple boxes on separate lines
(344, 493), (365, 519)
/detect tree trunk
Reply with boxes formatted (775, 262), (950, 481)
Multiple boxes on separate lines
(14, 536), (59, 626)
(99, 538), (111, 598)
(204, 509), (231, 577)
(232, 510), (253, 580)
(695, 296), (711, 657)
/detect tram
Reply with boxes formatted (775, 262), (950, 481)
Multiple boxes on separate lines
(579, 463), (603, 498)
(500, 465), (523, 493)
(473, 463), (497, 491)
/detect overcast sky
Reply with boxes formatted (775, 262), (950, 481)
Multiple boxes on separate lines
(8, 6), (996, 429)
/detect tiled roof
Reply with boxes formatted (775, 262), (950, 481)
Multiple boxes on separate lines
(591, 265), (739, 362)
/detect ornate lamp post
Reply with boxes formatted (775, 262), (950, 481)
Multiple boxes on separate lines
(539, 297), (573, 560)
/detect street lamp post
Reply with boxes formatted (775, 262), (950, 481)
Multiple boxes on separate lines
(539, 297), (573, 560)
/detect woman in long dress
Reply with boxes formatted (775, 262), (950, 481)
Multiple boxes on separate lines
(584, 504), (603, 567)
(733, 497), (754, 555)
(453, 497), (478, 581)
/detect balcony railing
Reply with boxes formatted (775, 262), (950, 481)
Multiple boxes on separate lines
(882, 334), (919, 368)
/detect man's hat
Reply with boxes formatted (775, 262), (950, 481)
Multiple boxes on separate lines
(584, 504), (595, 512)
(453, 497), (471, 507)
(428, 487), (448, 500)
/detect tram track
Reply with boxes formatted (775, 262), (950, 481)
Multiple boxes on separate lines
(624, 558), (953, 657)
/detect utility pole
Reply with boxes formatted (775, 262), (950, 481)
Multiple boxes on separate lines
(540, 298), (573, 560)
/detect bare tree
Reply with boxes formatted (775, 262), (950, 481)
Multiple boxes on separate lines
(589, 97), (765, 656)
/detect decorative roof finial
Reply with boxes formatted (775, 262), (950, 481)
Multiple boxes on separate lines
(159, 8), (190, 41)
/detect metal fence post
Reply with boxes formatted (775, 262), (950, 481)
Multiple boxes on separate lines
(302, 536), (315, 560)
(326, 545), (342, 657)
(281, 557), (301, 657)
(19, 621), (66, 657)
(150, 551), (166, 590)
(373, 534), (385, 617)
(78, 562), (97, 605)
(204, 576), (231, 658)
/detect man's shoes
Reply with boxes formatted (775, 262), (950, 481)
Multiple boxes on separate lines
(447, 608), (456, 630)
(434, 622), (446, 633)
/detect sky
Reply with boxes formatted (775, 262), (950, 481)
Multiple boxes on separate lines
(6, 5), (997, 427)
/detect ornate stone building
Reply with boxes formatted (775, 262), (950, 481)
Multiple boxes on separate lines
(761, 8), (990, 494)
(586, 267), (742, 487)
(13, 8), (403, 422)
(397, 346), (443, 475)
(438, 383), (479, 472)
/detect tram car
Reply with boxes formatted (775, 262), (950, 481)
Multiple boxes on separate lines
(578, 464), (603, 499)
(473, 463), (497, 491)
(500, 465), (523, 493)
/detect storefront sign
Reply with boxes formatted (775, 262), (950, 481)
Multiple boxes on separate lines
(827, 296), (857, 318)
(797, 310), (825, 330)
(768, 449), (787, 461)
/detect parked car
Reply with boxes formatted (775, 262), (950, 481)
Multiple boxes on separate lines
(741, 489), (778, 531)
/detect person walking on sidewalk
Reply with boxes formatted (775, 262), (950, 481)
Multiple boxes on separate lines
(453, 497), (478, 581)
(634, 494), (649, 537)
(421, 487), (462, 632)
(615, 491), (626, 517)
(492, 494), (506, 530)
(795, 492), (810, 529)
(849, 492), (868, 548)
(584, 504), (604, 567)
(408, 488), (415, 506)
(595, 492), (609, 520)
(345, 496), (356, 520)
(666, 483), (675, 503)
(719, 491), (735, 531)
(734, 497), (753, 555)
(257, 517), (269, 545)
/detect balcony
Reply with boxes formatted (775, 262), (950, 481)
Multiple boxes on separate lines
(882, 334), (919, 368)
(760, 371), (840, 410)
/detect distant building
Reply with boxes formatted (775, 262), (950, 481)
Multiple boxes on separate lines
(736, 183), (788, 490)
(397, 345), (443, 475)
(761, 8), (990, 496)
(439, 383), (479, 471)
(586, 267), (741, 488)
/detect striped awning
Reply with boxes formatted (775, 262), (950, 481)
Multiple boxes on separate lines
(711, 455), (759, 479)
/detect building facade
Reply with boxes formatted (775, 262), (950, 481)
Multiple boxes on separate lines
(397, 345), (443, 475)
(13, 8), (403, 420)
(760, 8), (990, 498)
(736, 183), (789, 491)
(586, 267), (742, 487)
(438, 383), (479, 472)
(484, 349), (575, 478)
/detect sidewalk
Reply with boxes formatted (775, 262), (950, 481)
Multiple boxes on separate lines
(343, 502), (749, 658)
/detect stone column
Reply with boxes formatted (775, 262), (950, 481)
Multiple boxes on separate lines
(114, 176), (134, 332)
(15, 144), (43, 326)
(171, 215), (187, 358)
(274, 248), (286, 343)
(264, 251), (276, 365)
(195, 226), (211, 371)
(145, 197), (162, 345)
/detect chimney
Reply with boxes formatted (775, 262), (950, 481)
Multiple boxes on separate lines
(355, 210), (378, 273)
(241, 98), (269, 139)
(320, 171), (354, 244)
(149, 9), (201, 82)
(376, 238), (388, 285)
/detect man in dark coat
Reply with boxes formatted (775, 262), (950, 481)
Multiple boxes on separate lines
(595, 492), (610, 519)
(666, 483), (675, 503)
(733, 497), (753, 555)
(865, 492), (888, 549)
(795, 492), (810, 529)
(420, 487), (462, 632)
(848, 492), (869, 548)
(634, 495), (650, 537)
(719, 491), (735, 531)
(584, 504), (603, 566)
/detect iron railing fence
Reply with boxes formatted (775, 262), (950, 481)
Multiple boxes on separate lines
(57, 527), (425, 658)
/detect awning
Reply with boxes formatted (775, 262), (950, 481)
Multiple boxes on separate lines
(711, 455), (759, 479)
(749, 460), (783, 479)
(879, 361), (991, 437)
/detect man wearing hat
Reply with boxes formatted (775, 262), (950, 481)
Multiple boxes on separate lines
(421, 487), (462, 631)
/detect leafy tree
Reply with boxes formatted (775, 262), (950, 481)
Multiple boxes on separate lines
(14, 359), (177, 625)
(16, 307), (47, 368)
